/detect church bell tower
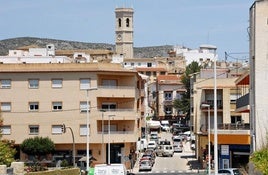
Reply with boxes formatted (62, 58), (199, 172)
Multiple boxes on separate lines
(115, 8), (134, 58)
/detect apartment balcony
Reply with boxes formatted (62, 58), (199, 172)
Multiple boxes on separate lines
(201, 100), (223, 110)
(210, 123), (250, 145)
(92, 119), (138, 143)
(236, 93), (250, 113)
(98, 86), (136, 98)
(98, 108), (137, 118)
(95, 131), (137, 143)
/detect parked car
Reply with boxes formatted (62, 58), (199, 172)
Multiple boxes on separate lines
(149, 131), (159, 142)
(158, 139), (171, 145)
(140, 151), (155, 165)
(218, 168), (241, 175)
(147, 141), (157, 150)
(155, 145), (174, 157)
(173, 136), (183, 152)
(139, 160), (152, 172)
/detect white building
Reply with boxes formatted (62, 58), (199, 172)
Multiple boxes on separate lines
(173, 44), (217, 65)
(0, 44), (73, 64)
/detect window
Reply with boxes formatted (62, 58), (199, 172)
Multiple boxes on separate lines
(146, 72), (151, 76)
(126, 18), (130, 27)
(52, 102), (62, 111)
(164, 92), (173, 100)
(1, 102), (11, 112)
(80, 101), (90, 113)
(231, 116), (241, 124)
(102, 80), (117, 87)
(230, 94), (238, 103)
(29, 102), (39, 111)
(147, 62), (152, 67)
(1, 79), (11, 88)
(118, 18), (121, 27)
(164, 106), (172, 115)
(131, 62), (134, 66)
(29, 125), (39, 135)
(52, 79), (63, 88)
(80, 79), (91, 90)
(101, 103), (116, 111)
(52, 125), (63, 134)
(29, 79), (39, 89)
(1, 125), (11, 135)
(80, 124), (90, 136)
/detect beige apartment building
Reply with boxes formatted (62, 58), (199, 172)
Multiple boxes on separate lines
(0, 63), (142, 168)
(192, 68), (250, 169)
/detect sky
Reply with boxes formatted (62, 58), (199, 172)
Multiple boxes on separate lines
(1, 0), (254, 60)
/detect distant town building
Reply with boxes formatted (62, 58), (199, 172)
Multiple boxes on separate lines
(169, 44), (217, 65)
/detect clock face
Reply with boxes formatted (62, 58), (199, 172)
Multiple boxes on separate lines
(117, 34), (122, 41)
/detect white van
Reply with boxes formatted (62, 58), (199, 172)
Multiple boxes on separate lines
(161, 120), (170, 131)
(94, 164), (127, 175)
(137, 138), (148, 151)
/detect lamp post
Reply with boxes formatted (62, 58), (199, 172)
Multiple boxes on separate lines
(86, 87), (97, 173)
(108, 114), (115, 165)
(100, 109), (106, 163)
(213, 49), (218, 174)
(201, 104), (211, 175)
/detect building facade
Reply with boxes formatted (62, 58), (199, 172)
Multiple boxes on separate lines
(0, 63), (142, 168)
(192, 68), (250, 169)
(249, 0), (268, 152)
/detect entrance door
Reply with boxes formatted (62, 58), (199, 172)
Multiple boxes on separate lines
(106, 143), (124, 164)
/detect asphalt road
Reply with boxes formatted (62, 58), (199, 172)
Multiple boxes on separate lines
(131, 131), (205, 175)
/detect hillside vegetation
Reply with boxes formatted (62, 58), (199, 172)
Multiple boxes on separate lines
(0, 37), (173, 58)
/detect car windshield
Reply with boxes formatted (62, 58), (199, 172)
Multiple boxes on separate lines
(173, 138), (181, 142)
(233, 169), (241, 175)
(140, 161), (150, 165)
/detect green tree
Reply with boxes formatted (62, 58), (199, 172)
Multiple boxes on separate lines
(173, 61), (201, 121)
(20, 136), (55, 160)
(0, 115), (16, 166)
(250, 146), (268, 174)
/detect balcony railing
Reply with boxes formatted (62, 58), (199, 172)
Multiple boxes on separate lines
(97, 131), (135, 134)
(98, 108), (135, 112)
(202, 123), (250, 131)
(218, 123), (250, 130)
(236, 93), (249, 109)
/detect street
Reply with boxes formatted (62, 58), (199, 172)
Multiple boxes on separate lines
(131, 131), (205, 174)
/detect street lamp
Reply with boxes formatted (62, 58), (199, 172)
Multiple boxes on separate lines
(201, 104), (211, 175)
(213, 49), (218, 174)
(108, 114), (115, 165)
(86, 87), (97, 173)
(100, 109), (106, 163)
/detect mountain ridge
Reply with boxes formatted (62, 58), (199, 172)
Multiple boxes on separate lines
(0, 37), (173, 58)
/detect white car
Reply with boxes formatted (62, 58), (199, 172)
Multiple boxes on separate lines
(218, 168), (241, 175)
(147, 141), (157, 150)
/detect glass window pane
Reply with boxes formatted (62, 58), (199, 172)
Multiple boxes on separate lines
(1, 126), (11, 135)
(52, 125), (62, 134)
(52, 79), (62, 88)
(29, 79), (39, 88)
(1, 79), (11, 88)
(80, 79), (90, 90)
(1, 102), (11, 111)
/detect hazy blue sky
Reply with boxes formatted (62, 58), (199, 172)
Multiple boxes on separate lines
(1, 0), (253, 60)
